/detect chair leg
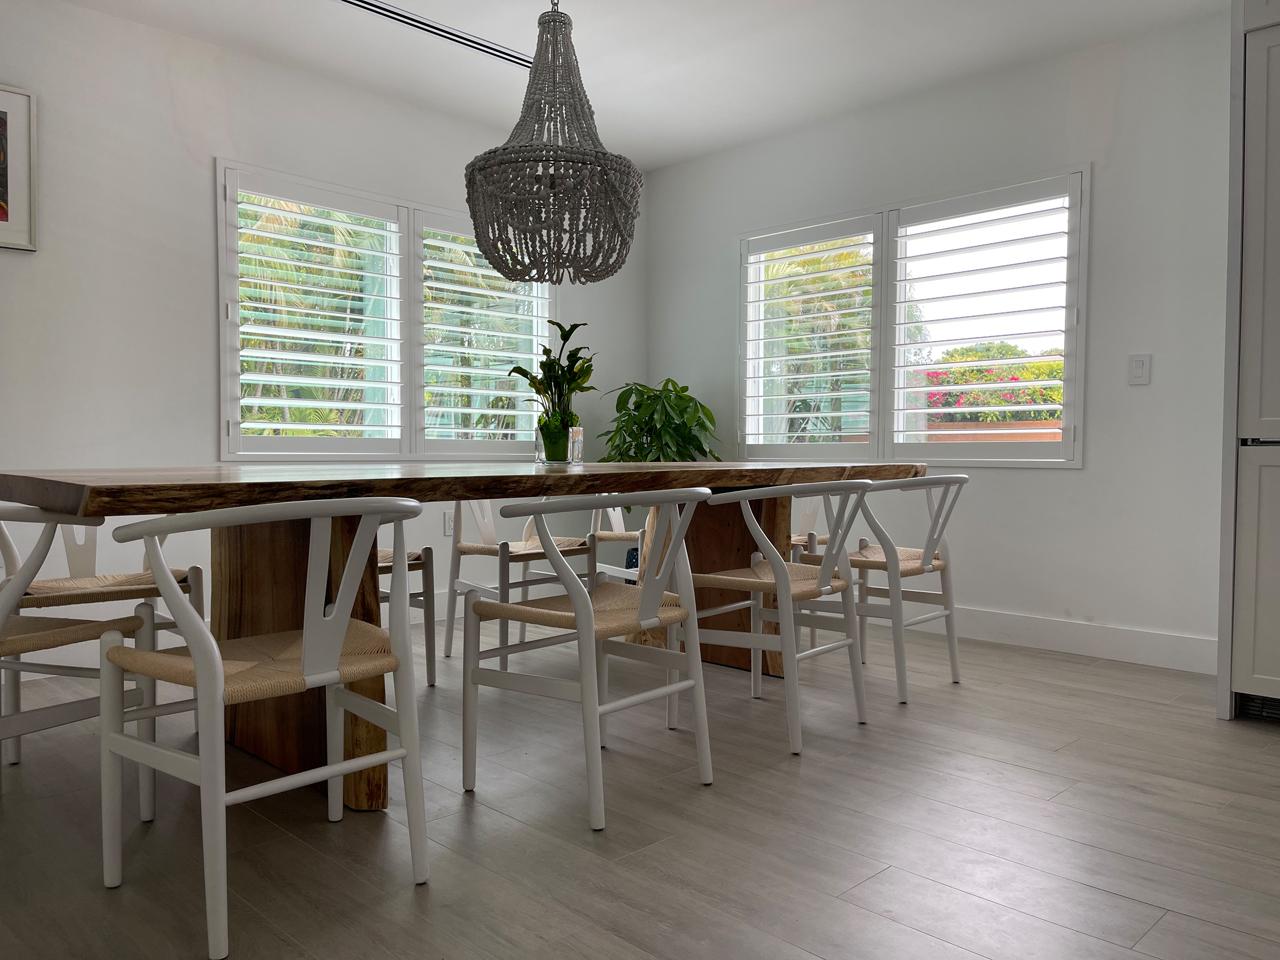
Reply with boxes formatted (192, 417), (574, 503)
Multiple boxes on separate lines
(1, 653), (20, 765)
(665, 625), (679, 730)
(887, 576), (909, 704)
(497, 545), (511, 672)
(423, 556), (437, 688)
(750, 595), (763, 699)
(778, 601), (803, 755)
(134, 603), (157, 823)
(197, 690), (229, 960)
(461, 593), (481, 793)
(443, 546), (461, 658)
(575, 626), (606, 831)
(940, 563), (960, 684)
(596, 635), (609, 749)
(839, 586), (867, 724)
(325, 684), (344, 823)
(857, 567), (869, 664)
(100, 632), (125, 889)
(518, 560), (530, 646)
(391, 662), (430, 884)
(681, 620), (714, 785)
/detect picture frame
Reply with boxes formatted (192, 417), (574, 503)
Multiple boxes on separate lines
(0, 84), (36, 252)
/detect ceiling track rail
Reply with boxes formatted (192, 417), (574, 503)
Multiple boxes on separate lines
(336, 0), (533, 68)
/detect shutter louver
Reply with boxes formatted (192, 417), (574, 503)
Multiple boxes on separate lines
(236, 190), (403, 442)
(422, 228), (550, 442)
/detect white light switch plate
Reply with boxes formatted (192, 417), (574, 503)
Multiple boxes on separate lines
(1128, 353), (1152, 386)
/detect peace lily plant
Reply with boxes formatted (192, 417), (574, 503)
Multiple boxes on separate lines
(509, 320), (596, 462)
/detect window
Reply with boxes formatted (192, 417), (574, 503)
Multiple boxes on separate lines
(740, 172), (1086, 465)
(741, 214), (880, 455)
(219, 163), (551, 459)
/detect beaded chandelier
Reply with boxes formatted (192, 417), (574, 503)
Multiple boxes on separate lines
(465, 1), (642, 285)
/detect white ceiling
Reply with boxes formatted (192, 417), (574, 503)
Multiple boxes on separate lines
(67, 0), (1226, 169)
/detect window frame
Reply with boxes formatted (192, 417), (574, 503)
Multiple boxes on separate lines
(217, 160), (554, 463)
(737, 168), (1089, 468)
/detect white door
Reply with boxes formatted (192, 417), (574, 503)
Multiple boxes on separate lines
(1239, 25), (1280, 438)
(1234, 445), (1280, 698)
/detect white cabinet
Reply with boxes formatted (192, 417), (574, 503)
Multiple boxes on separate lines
(1239, 25), (1280, 438)
(1233, 445), (1280, 699)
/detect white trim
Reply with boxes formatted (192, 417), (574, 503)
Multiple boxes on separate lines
(1219, 1), (1251, 718)
(912, 604), (1218, 676)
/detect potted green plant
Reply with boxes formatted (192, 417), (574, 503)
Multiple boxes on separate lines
(510, 320), (596, 463)
(599, 378), (721, 462)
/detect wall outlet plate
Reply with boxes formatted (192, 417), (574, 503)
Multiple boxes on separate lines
(1128, 353), (1152, 386)
(443, 510), (455, 536)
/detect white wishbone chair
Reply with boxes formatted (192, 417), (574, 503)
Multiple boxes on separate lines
(840, 475), (968, 704)
(692, 480), (872, 755)
(376, 542), (435, 686)
(442, 499), (592, 668)
(590, 505), (642, 582)
(0, 505), (202, 764)
(789, 497), (826, 650)
(0, 504), (156, 772)
(462, 488), (714, 831)
(100, 497), (429, 960)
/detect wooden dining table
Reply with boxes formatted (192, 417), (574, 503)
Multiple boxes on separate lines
(0, 460), (923, 810)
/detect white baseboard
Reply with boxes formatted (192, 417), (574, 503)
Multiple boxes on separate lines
(925, 604), (1218, 676)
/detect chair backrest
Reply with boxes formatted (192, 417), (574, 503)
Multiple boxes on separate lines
(453, 499), (537, 547)
(590, 506), (628, 537)
(707, 480), (873, 595)
(501, 489), (712, 627)
(0, 504), (105, 622)
(114, 498), (422, 693)
(792, 498), (821, 543)
(860, 475), (968, 572)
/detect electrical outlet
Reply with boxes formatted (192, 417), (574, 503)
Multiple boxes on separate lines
(442, 510), (454, 537)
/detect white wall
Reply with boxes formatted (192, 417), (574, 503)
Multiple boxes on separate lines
(643, 14), (1230, 673)
(0, 0), (648, 639)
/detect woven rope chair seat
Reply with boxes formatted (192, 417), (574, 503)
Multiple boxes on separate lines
(15, 568), (189, 610)
(106, 620), (398, 706)
(847, 544), (945, 577)
(594, 529), (641, 544)
(693, 560), (848, 602)
(0, 613), (144, 658)
(789, 533), (831, 548)
(457, 537), (590, 562)
(375, 548), (426, 573)
(472, 581), (686, 640)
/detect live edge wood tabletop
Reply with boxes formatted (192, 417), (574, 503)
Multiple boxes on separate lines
(0, 461), (924, 810)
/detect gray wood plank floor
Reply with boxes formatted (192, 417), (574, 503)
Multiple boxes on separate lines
(4, 622), (1280, 960)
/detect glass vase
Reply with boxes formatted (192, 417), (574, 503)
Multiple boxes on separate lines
(537, 422), (571, 463)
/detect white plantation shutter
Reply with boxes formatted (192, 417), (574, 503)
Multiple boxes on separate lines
(218, 164), (557, 460)
(227, 170), (407, 455)
(421, 224), (550, 444)
(741, 213), (880, 454)
(886, 174), (1083, 462)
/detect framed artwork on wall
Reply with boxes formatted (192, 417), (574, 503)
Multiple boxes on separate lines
(0, 84), (35, 252)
